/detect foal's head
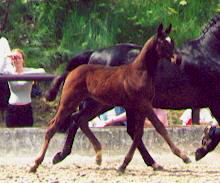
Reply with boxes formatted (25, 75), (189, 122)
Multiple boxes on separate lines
(155, 23), (175, 61)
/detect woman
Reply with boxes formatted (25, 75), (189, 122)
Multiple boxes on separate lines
(0, 37), (45, 127)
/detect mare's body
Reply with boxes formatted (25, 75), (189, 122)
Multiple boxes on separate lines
(46, 14), (220, 167)
(30, 24), (190, 172)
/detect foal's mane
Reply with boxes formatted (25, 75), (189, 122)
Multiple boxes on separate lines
(133, 35), (158, 70)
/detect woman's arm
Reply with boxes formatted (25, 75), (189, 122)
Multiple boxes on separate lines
(0, 37), (13, 73)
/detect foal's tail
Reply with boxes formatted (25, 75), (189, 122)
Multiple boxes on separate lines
(45, 73), (67, 101)
(45, 51), (93, 101)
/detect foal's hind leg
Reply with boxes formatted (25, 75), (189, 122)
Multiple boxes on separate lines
(30, 91), (84, 172)
(146, 104), (191, 163)
(29, 106), (73, 173)
(53, 99), (110, 165)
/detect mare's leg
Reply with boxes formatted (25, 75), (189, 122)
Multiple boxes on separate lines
(0, 110), (4, 122)
(126, 111), (163, 170)
(195, 102), (220, 161)
(118, 109), (145, 172)
(146, 103), (191, 163)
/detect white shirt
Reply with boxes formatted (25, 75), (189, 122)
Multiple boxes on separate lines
(7, 68), (46, 105)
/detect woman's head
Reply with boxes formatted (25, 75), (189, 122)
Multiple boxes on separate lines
(9, 49), (25, 71)
(12, 48), (25, 61)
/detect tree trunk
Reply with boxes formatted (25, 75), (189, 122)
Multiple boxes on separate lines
(0, 0), (11, 33)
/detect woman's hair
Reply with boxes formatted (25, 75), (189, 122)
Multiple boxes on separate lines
(12, 48), (25, 59)
(12, 48), (25, 66)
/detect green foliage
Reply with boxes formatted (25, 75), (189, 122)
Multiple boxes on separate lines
(0, 0), (219, 73)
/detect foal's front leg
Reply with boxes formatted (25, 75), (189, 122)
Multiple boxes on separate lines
(126, 111), (163, 170)
(146, 105), (191, 163)
(118, 111), (145, 172)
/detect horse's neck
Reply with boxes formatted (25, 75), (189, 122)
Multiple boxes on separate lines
(132, 36), (159, 75)
(197, 16), (220, 59)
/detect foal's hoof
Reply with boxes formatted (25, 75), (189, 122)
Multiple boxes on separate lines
(96, 158), (102, 166)
(152, 163), (164, 171)
(117, 165), (125, 173)
(95, 150), (102, 166)
(52, 152), (64, 164)
(29, 165), (37, 173)
(195, 147), (207, 161)
(183, 157), (192, 164)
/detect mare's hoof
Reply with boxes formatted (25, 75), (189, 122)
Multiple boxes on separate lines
(195, 147), (207, 161)
(195, 126), (217, 161)
(202, 126), (212, 146)
(183, 157), (192, 164)
(52, 152), (64, 164)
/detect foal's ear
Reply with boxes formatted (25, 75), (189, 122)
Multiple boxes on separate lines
(165, 24), (172, 34)
(157, 23), (164, 35)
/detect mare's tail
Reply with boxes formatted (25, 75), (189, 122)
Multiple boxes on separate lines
(45, 51), (93, 101)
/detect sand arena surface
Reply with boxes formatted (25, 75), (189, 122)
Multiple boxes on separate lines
(0, 152), (220, 183)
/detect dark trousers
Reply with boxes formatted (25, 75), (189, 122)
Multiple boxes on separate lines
(5, 103), (33, 127)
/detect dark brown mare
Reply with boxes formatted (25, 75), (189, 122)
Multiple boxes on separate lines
(30, 24), (190, 173)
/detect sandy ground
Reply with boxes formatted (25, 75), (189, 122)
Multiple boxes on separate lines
(0, 152), (220, 183)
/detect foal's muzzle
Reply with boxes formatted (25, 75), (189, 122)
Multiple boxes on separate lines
(171, 52), (182, 65)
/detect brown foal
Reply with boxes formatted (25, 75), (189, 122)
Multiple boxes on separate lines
(30, 23), (190, 173)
